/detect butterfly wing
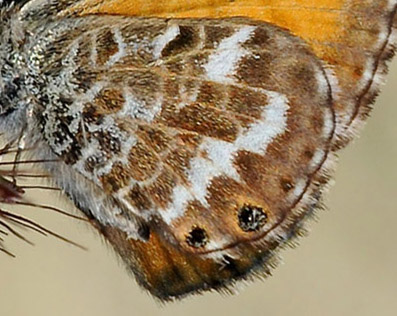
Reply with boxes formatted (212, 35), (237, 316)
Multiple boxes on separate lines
(25, 14), (334, 298)
(19, 0), (397, 300)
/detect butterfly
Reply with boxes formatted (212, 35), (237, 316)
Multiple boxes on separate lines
(0, 0), (395, 301)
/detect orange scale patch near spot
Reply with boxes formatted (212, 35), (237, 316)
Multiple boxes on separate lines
(170, 200), (230, 252)
(206, 177), (275, 231)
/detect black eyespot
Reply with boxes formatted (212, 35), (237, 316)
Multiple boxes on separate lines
(186, 226), (208, 248)
(238, 205), (267, 232)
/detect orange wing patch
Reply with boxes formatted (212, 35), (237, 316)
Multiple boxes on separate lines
(68, 0), (345, 43)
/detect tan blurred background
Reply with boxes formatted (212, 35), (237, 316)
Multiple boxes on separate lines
(0, 60), (396, 316)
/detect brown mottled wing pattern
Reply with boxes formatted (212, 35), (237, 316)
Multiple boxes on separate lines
(21, 0), (396, 300)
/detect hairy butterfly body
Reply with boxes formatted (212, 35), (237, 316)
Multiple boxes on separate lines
(0, 0), (395, 300)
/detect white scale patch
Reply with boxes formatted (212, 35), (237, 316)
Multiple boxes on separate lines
(152, 24), (180, 60)
(161, 90), (290, 224)
(106, 28), (127, 66)
(43, 40), (85, 155)
(176, 82), (200, 111)
(204, 25), (257, 84)
(90, 32), (98, 66)
(322, 108), (334, 138)
(59, 81), (138, 184)
(75, 116), (137, 183)
(119, 89), (163, 122)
